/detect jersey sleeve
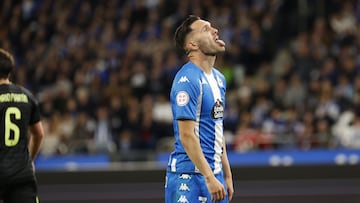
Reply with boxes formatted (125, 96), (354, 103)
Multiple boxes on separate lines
(171, 74), (200, 121)
(29, 98), (41, 125)
(22, 87), (41, 125)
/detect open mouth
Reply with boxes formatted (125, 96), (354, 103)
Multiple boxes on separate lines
(215, 37), (225, 47)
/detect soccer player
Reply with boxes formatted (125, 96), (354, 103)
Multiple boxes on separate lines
(0, 49), (44, 203)
(165, 15), (234, 202)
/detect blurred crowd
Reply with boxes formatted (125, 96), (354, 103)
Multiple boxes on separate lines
(1, 0), (360, 159)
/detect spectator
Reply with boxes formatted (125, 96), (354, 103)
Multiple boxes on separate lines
(313, 118), (334, 148)
(283, 73), (307, 108)
(92, 105), (116, 154)
(69, 111), (95, 154)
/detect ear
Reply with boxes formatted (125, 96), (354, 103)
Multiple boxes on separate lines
(186, 41), (198, 52)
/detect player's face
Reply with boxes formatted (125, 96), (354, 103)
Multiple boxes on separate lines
(189, 20), (226, 56)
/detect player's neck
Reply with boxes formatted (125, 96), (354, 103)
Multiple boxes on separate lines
(0, 78), (10, 84)
(188, 53), (215, 74)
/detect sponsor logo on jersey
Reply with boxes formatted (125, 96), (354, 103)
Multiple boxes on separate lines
(211, 99), (224, 119)
(178, 76), (190, 83)
(176, 91), (189, 106)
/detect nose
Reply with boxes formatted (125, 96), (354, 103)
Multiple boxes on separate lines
(213, 27), (218, 34)
(213, 28), (219, 34)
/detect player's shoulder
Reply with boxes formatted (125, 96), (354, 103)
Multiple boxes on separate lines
(175, 62), (202, 81)
(212, 67), (225, 78)
(213, 67), (226, 83)
(179, 61), (202, 73)
(12, 84), (33, 95)
(9, 84), (38, 102)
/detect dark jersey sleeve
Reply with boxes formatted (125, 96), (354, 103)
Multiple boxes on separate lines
(20, 86), (41, 125)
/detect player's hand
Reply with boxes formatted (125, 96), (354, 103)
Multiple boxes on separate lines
(225, 176), (234, 201)
(205, 175), (226, 202)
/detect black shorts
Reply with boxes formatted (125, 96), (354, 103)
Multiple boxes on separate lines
(0, 180), (38, 203)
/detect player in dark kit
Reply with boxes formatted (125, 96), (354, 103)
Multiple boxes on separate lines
(0, 49), (44, 203)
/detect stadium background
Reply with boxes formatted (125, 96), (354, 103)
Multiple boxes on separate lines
(1, 0), (360, 202)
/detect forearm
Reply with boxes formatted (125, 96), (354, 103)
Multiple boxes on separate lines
(222, 151), (232, 178)
(222, 137), (232, 178)
(222, 137), (234, 201)
(29, 135), (42, 161)
(180, 133), (214, 179)
(29, 122), (44, 161)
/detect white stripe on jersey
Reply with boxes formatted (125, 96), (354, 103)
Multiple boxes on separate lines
(195, 79), (202, 137)
(171, 158), (177, 172)
(205, 72), (223, 174)
(194, 79), (203, 174)
(214, 122), (223, 174)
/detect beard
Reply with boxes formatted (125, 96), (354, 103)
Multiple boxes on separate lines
(199, 41), (225, 56)
(203, 51), (217, 56)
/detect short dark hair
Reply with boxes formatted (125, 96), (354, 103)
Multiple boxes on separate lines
(174, 15), (200, 54)
(0, 49), (14, 78)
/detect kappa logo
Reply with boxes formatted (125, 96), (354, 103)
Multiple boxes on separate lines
(179, 174), (191, 180)
(178, 76), (190, 83)
(177, 195), (189, 203)
(179, 183), (190, 191)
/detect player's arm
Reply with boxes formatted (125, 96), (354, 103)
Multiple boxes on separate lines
(222, 136), (234, 201)
(28, 121), (44, 161)
(178, 119), (226, 201)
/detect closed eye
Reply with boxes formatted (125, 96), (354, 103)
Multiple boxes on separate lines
(202, 26), (209, 32)
(202, 23), (211, 32)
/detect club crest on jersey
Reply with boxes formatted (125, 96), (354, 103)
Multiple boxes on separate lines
(176, 91), (189, 106)
(211, 99), (224, 119)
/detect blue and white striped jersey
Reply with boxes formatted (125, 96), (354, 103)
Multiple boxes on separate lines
(167, 61), (226, 174)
